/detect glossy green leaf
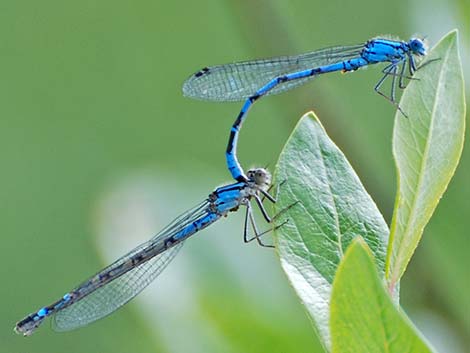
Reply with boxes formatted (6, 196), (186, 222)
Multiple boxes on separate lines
(273, 112), (389, 349)
(330, 238), (435, 353)
(386, 30), (466, 289)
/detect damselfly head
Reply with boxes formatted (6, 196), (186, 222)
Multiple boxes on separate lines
(409, 38), (427, 56)
(247, 168), (271, 187)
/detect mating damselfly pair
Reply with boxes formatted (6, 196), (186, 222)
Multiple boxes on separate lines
(16, 35), (428, 336)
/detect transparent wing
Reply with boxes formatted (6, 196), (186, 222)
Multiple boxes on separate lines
(182, 44), (364, 101)
(52, 200), (210, 331)
(53, 244), (182, 331)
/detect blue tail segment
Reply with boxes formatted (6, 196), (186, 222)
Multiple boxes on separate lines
(15, 168), (280, 336)
(183, 36), (427, 181)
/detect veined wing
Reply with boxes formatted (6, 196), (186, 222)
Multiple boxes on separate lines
(182, 44), (364, 102)
(52, 200), (210, 331)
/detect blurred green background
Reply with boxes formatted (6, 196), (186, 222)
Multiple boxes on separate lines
(1, 0), (468, 352)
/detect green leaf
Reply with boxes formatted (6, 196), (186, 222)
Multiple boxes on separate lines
(386, 30), (466, 289)
(330, 238), (435, 353)
(273, 112), (389, 349)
